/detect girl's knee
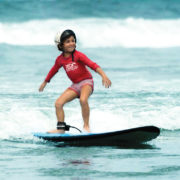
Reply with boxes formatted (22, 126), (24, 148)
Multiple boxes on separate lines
(80, 98), (88, 106)
(55, 100), (64, 109)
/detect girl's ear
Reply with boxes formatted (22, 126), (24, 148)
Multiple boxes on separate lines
(58, 44), (63, 51)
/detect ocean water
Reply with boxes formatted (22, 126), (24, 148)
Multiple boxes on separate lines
(1, 0), (180, 179)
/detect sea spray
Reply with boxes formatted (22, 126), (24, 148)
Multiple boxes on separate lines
(1, 18), (180, 48)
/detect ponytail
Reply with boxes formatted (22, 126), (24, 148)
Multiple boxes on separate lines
(72, 50), (75, 61)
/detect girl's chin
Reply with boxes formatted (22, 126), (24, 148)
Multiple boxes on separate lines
(65, 49), (75, 53)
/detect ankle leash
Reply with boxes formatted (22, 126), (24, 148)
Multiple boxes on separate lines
(57, 122), (82, 133)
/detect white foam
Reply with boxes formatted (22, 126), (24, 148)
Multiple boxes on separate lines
(90, 107), (180, 132)
(1, 18), (180, 48)
(0, 103), (180, 140)
(0, 105), (53, 140)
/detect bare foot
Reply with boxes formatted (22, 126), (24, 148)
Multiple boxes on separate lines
(47, 129), (65, 134)
(83, 126), (91, 133)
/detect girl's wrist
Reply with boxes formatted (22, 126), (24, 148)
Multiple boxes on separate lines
(101, 73), (107, 79)
(96, 68), (106, 78)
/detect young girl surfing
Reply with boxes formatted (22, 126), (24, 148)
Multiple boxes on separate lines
(39, 29), (111, 133)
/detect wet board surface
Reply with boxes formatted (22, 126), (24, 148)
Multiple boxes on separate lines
(33, 126), (160, 146)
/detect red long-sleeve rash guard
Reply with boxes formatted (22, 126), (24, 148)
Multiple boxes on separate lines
(45, 50), (100, 83)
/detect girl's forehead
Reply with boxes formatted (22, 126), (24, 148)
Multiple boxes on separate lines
(65, 36), (75, 41)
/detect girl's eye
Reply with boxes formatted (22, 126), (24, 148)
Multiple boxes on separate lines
(65, 37), (75, 44)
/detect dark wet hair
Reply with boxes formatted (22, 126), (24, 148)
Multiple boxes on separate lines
(57, 29), (76, 51)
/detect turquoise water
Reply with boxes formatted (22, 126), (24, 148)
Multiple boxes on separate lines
(1, 0), (180, 179)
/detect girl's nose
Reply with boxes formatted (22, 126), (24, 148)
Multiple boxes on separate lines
(70, 42), (75, 46)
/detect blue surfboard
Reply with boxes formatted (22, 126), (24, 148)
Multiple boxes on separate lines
(33, 126), (160, 146)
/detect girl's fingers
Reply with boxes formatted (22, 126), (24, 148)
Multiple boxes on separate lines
(39, 84), (45, 92)
(102, 78), (112, 88)
(39, 81), (47, 92)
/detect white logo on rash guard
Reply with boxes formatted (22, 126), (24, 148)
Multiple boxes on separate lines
(65, 62), (78, 72)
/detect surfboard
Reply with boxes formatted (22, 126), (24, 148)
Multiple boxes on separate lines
(33, 126), (160, 146)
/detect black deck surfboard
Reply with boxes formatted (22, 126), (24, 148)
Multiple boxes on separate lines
(34, 126), (160, 146)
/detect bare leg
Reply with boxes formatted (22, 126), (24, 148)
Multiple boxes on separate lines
(79, 85), (92, 133)
(48, 89), (78, 133)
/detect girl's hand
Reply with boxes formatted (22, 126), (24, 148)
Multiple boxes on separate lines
(39, 81), (47, 92)
(102, 76), (112, 88)
(96, 68), (112, 88)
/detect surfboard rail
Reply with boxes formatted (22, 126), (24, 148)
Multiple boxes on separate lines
(34, 126), (160, 146)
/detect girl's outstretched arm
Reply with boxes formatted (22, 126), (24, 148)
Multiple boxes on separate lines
(96, 68), (112, 88)
(39, 57), (62, 92)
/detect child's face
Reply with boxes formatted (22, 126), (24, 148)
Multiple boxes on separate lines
(62, 36), (76, 53)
